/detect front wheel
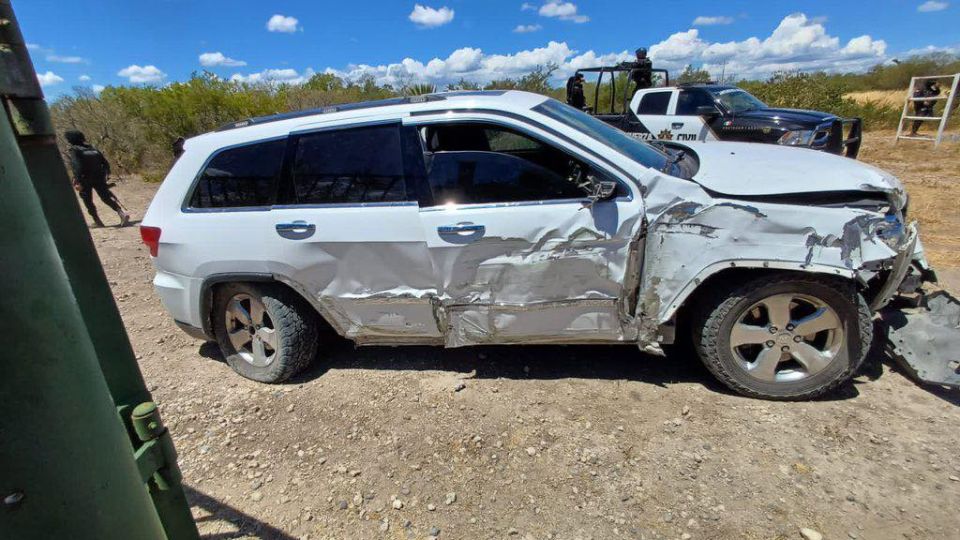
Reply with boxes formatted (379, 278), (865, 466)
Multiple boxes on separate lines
(693, 275), (872, 400)
(212, 283), (319, 383)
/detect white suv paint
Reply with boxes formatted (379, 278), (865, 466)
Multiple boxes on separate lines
(141, 90), (926, 400)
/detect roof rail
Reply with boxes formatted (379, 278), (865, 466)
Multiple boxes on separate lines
(215, 94), (448, 132)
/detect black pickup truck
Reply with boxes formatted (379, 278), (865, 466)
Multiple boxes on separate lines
(576, 66), (863, 158)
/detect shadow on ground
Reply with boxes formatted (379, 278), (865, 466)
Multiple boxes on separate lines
(199, 335), (891, 402)
(185, 485), (296, 540)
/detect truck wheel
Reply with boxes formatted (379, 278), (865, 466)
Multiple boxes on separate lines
(212, 283), (319, 383)
(693, 275), (872, 400)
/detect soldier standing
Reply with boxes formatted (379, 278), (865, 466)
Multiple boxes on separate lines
(910, 79), (941, 136)
(629, 48), (653, 94)
(64, 130), (130, 228)
(566, 73), (586, 110)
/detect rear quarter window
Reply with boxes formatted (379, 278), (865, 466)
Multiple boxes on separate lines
(188, 139), (286, 209)
(637, 91), (671, 115)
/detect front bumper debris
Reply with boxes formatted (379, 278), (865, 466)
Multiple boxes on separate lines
(880, 289), (960, 387)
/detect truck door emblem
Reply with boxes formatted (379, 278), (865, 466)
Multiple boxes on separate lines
(657, 129), (674, 140)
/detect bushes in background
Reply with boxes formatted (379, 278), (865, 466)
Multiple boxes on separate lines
(51, 53), (957, 178)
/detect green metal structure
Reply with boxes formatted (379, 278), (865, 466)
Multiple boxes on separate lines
(0, 2), (199, 538)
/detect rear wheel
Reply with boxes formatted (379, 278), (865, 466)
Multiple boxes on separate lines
(693, 275), (872, 400)
(212, 283), (319, 383)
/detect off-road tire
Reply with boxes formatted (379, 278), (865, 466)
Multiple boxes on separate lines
(693, 275), (872, 400)
(212, 283), (319, 383)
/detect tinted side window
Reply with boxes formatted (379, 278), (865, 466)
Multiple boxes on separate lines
(291, 124), (408, 204)
(428, 152), (585, 205)
(189, 139), (285, 208)
(486, 129), (541, 152)
(637, 91), (671, 115)
(676, 89), (717, 115)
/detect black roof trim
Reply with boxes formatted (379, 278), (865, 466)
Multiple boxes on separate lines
(215, 94), (449, 132)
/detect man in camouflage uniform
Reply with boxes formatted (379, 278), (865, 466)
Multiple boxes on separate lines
(910, 79), (941, 136)
(65, 130), (130, 227)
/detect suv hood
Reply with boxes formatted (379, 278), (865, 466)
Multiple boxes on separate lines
(735, 107), (835, 126)
(681, 141), (904, 199)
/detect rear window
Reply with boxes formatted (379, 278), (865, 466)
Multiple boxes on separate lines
(637, 91), (671, 115)
(188, 139), (285, 209)
(290, 124), (408, 204)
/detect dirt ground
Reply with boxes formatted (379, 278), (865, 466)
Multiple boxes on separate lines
(85, 133), (960, 540)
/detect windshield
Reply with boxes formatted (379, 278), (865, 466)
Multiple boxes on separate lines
(709, 88), (767, 113)
(532, 99), (671, 172)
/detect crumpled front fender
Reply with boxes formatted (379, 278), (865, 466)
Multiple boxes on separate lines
(635, 173), (909, 344)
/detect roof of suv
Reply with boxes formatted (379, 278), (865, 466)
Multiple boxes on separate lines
(186, 90), (553, 150)
(214, 90), (542, 132)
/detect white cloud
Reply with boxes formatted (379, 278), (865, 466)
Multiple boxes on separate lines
(322, 41), (631, 88)
(513, 24), (542, 33)
(26, 43), (40, 50)
(266, 14), (300, 33)
(538, 1), (589, 23)
(409, 5), (455, 28)
(199, 52), (247, 67)
(117, 64), (167, 84)
(521, 2), (537, 10)
(918, 1), (948, 12)
(314, 13), (892, 88)
(92, 85), (105, 94)
(229, 67), (317, 85)
(647, 13), (887, 79)
(78, 74), (91, 82)
(47, 54), (86, 64)
(36, 71), (64, 87)
(692, 16), (734, 26)
(896, 43), (960, 57)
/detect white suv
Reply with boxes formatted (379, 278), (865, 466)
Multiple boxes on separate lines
(142, 90), (926, 400)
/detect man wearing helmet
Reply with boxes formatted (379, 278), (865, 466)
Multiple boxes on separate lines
(64, 130), (130, 227)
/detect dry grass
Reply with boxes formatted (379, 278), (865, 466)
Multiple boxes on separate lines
(846, 90), (908, 109)
(859, 131), (960, 268)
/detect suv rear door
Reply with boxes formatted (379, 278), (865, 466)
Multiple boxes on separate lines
(405, 116), (645, 347)
(269, 122), (442, 344)
(627, 89), (676, 141)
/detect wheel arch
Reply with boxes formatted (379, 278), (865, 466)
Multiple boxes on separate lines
(660, 262), (859, 342)
(199, 273), (340, 340)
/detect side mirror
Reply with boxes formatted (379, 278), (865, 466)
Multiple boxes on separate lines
(587, 176), (618, 201)
(696, 105), (721, 117)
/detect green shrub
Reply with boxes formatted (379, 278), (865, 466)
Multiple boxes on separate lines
(739, 71), (901, 130)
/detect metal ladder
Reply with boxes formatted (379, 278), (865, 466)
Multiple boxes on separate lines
(895, 73), (959, 147)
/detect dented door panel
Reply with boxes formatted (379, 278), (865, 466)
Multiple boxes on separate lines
(419, 199), (645, 346)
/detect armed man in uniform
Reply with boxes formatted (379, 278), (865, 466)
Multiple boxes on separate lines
(65, 130), (130, 228)
(566, 73), (586, 110)
(909, 79), (941, 136)
(620, 48), (653, 95)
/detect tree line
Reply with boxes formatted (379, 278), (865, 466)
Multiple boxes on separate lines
(50, 53), (958, 180)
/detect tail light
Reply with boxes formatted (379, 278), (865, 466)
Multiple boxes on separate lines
(140, 226), (162, 257)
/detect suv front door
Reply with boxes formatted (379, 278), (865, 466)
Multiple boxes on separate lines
(406, 117), (645, 347)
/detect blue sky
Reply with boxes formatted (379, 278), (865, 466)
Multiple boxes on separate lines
(19, 0), (960, 98)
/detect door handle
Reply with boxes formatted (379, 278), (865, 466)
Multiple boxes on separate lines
(672, 122), (684, 129)
(438, 223), (485, 235)
(275, 221), (316, 239)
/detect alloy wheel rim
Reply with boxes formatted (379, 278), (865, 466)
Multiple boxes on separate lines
(225, 293), (277, 367)
(729, 293), (844, 383)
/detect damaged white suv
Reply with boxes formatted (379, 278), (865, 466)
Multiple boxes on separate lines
(142, 90), (939, 400)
